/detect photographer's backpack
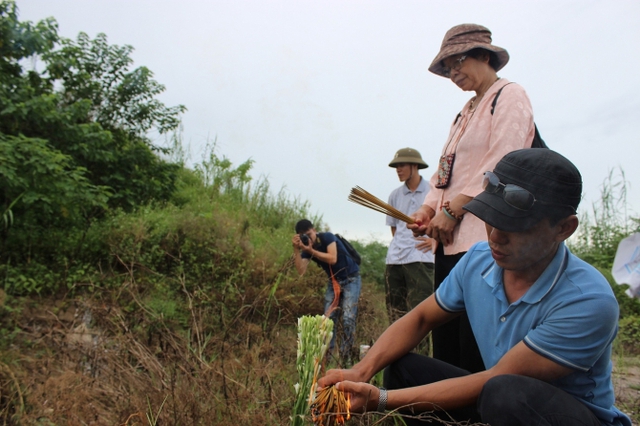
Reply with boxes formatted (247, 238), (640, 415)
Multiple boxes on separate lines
(335, 234), (361, 265)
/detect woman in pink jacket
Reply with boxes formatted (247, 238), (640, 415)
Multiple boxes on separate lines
(410, 23), (537, 373)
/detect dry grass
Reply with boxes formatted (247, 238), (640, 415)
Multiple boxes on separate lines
(1, 301), (301, 425)
(0, 281), (637, 426)
(612, 356), (640, 424)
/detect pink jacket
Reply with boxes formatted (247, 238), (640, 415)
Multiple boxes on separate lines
(423, 78), (535, 255)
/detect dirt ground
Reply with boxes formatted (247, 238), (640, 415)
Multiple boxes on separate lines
(612, 357), (640, 424)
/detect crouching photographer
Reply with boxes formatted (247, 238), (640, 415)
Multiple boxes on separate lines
(292, 219), (361, 365)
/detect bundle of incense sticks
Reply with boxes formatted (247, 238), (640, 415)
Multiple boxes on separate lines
(348, 186), (417, 225)
(310, 385), (350, 426)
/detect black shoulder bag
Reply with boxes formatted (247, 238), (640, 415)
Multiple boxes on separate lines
(490, 83), (548, 149)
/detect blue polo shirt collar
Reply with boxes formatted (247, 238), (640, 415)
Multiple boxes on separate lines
(482, 243), (569, 305)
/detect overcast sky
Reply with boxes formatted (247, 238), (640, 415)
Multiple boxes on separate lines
(18, 0), (640, 243)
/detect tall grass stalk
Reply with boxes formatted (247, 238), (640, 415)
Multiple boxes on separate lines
(292, 315), (334, 426)
(146, 394), (169, 426)
(570, 167), (637, 269)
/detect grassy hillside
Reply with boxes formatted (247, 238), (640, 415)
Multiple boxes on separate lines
(0, 149), (391, 425)
(0, 152), (639, 425)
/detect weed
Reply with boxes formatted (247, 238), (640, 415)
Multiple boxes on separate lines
(146, 394), (169, 426)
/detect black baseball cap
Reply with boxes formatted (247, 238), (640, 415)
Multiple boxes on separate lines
(463, 149), (582, 232)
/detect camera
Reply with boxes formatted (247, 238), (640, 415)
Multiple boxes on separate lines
(299, 234), (310, 245)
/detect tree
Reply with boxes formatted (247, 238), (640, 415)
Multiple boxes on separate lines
(0, 1), (186, 268)
(0, 2), (107, 228)
(0, 1), (57, 76)
(45, 32), (185, 137)
(0, 133), (109, 225)
(0, 1), (185, 215)
(42, 31), (187, 210)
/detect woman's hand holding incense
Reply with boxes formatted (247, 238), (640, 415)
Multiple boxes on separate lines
(408, 205), (434, 237)
(426, 211), (457, 246)
(426, 195), (472, 246)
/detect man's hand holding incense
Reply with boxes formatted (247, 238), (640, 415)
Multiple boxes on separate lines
(317, 365), (366, 390)
(317, 367), (380, 413)
(334, 380), (381, 413)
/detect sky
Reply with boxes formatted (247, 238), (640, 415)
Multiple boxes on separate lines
(17, 0), (640, 244)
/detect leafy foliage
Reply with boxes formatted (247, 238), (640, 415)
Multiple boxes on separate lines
(0, 1), (58, 76)
(351, 240), (388, 290)
(45, 32), (186, 137)
(0, 133), (109, 223)
(0, 2), (185, 272)
(618, 316), (640, 355)
(0, 1), (184, 213)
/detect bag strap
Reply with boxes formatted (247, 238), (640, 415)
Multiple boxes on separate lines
(326, 265), (341, 316)
(490, 82), (548, 149)
(454, 81), (513, 124)
(490, 82), (515, 115)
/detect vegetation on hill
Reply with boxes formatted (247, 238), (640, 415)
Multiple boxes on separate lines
(0, 2), (638, 424)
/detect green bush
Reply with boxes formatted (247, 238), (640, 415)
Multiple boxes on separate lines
(352, 240), (388, 290)
(595, 267), (640, 318)
(618, 315), (640, 354)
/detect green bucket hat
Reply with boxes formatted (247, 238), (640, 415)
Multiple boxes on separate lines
(389, 148), (428, 169)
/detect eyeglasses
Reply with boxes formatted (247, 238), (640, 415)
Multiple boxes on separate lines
(443, 55), (467, 77)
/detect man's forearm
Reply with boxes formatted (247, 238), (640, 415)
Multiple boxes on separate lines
(293, 249), (308, 275)
(293, 247), (333, 275)
(352, 299), (436, 381)
(387, 370), (488, 412)
(386, 340), (574, 413)
(307, 248), (333, 264)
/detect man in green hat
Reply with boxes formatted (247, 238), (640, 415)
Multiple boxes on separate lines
(385, 148), (435, 323)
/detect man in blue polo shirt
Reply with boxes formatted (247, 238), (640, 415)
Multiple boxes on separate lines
(293, 219), (361, 364)
(318, 149), (631, 426)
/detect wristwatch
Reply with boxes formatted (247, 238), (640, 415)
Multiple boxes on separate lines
(377, 387), (387, 412)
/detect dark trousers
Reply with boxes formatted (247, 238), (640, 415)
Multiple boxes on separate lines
(385, 262), (435, 356)
(383, 354), (602, 426)
(383, 354), (479, 424)
(432, 244), (485, 373)
(385, 262), (435, 323)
